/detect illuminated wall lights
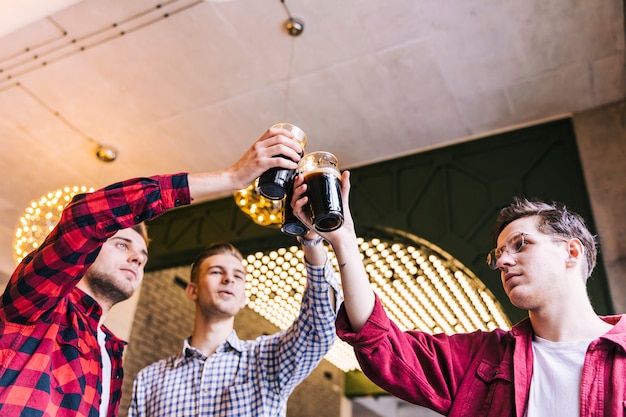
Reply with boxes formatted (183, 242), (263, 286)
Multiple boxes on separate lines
(243, 237), (511, 372)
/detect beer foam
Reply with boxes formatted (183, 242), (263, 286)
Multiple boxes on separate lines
(303, 167), (340, 178)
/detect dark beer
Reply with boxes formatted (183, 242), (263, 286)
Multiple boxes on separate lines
(304, 169), (343, 232)
(257, 123), (307, 200)
(258, 166), (296, 200)
(281, 177), (309, 236)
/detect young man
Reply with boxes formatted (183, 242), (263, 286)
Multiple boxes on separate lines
(290, 172), (626, 417)
(0, 126), (304, 417)
(128, 237), (340, 416)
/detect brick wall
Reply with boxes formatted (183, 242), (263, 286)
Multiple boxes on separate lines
(118, 265), (343, 417)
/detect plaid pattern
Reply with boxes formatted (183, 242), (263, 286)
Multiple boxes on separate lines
(0, 174), (191, 417)
(129, 261), (341, 417)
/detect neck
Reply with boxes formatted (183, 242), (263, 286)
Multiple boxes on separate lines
(189, 312), (235, 356)
(529, 295), (612, 342)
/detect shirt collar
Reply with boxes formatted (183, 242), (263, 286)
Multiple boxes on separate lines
(511, 315), (626, 351)
(175, 331), (245, 366)
(510, 317), (533, 337)
(70, 286), (103, 322)
(68, 287), (127, 348)
(598, 314), (626, 351)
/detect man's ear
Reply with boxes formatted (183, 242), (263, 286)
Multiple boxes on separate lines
(565, 238), (584, 268)
(186, 282), (198, 301)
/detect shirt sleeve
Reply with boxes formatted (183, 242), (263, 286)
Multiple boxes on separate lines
(0, 173), (191, 324)
(128, 369), (147, 417)
(336, 294), (505, 412)
(266, 258), (341, 397)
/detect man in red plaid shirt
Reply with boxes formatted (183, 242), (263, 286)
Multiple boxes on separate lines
(0, 126), (304, 417)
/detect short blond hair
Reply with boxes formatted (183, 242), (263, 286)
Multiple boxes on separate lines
(190, 242), (243, 283)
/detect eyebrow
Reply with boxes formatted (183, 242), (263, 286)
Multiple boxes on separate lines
(207, 265), (246, 275)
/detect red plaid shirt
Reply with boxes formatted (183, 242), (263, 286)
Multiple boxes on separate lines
(0, 174), (190, 417)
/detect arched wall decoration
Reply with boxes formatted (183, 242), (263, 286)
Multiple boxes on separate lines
(244, 230), (511, 372)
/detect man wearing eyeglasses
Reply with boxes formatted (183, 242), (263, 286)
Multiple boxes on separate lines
(292, 177), (626, 417)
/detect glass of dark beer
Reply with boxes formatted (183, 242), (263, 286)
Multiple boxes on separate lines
(298, 151), (343, 232)
(280, 176), (309, 237)
(257, 123), (307, 200)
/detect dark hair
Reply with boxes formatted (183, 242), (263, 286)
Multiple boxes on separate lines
(189, 242), (243, 283)
(492, 197), (597, 278)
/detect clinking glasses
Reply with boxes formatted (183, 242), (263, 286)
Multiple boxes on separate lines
(486, 232), (570, 270)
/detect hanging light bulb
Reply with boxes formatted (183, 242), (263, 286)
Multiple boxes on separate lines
(13, 185), (94, 264)
(95, 143), (118, 162)
(280, 0), (304, 36)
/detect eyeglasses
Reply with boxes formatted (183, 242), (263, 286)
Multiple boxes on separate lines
(486, 232), (570, 270)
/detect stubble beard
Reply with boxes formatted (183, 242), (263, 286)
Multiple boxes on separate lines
(84, 269), (133, 306)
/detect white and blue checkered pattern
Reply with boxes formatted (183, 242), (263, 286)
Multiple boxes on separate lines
(129, 260), (341, 417)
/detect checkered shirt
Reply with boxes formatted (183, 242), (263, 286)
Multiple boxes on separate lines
(0, 174), (191, 417)
(129, 260), (341, 417)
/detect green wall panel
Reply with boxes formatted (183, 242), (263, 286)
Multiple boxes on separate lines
(145, 117), (613, 325)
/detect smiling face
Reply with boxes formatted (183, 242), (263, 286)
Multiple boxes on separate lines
(495, 216), (573, 311)
(82, 228), (149, 307)
(187, 253), (247, 320)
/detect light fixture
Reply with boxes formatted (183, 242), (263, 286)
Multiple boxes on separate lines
(243, 237), (511, 372)
(95, 143), (118, 162)
(13, 185), (94, 264)
(234, 179), (284, 227)
(284, 16), (304, 36)
(280, 0), (304, 36)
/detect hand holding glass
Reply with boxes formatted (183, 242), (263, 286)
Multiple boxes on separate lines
(281, 178), (309, 237)
(257, 123), (307, 200)
(298, 151), (344, 232)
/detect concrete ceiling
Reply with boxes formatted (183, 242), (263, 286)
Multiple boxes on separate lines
(0, 0), (624, 279)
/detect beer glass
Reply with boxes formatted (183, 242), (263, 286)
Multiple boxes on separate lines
(298, 151), (343, 232)
(258, 123), (307, 200)
(280, 176), (309, 237)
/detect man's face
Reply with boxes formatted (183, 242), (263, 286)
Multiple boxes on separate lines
(187, 253), (247, 319)
(494, 216), (571, 310)
(84, 228), (148, 306)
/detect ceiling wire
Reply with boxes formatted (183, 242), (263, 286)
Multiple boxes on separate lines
(17, 82), (117, 162)
(0, 0), (201, 93)
(282, 37), (296, 120)
(279, 0), (303, 119)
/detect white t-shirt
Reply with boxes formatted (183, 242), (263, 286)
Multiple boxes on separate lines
(98, 326), (112, 417)
(524, 336), (593, 417)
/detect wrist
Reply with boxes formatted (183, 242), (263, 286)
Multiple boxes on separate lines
(297, 235), (324, 247)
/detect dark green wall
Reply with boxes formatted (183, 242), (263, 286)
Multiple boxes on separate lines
(145, 117), (613, 324)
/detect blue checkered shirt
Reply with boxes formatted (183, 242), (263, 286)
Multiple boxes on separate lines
(129, 260), (341, 417)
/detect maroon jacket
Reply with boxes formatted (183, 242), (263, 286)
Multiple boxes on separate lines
(337, 294), (626, 416)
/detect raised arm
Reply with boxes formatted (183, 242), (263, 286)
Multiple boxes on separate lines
(2, 126), (303, 324)
(291, 171), (374, 332)
(187, 126), (303, 202)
